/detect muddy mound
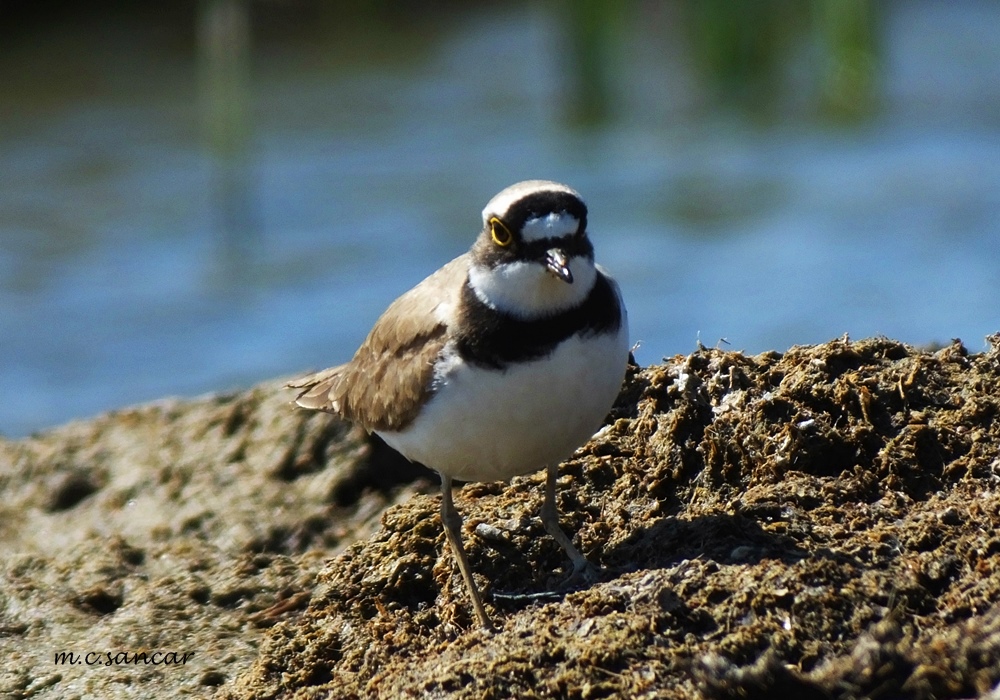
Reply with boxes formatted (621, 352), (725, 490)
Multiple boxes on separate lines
(2, 336), (999, 699)
(0, 381), (430, 698)
(223, 336), (1000, 699)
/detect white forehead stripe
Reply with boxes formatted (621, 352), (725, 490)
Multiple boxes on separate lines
(520, 212), (579, 242)
(482, 180), (581, 225)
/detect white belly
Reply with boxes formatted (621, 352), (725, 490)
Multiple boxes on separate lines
(378, 327), (629, 482)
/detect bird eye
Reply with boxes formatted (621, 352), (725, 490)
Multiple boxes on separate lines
(489, 217), (513, 247)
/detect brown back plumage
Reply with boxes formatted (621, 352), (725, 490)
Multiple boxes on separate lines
(287, 255), (467, 432)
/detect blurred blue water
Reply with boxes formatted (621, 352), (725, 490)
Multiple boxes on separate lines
(1, 2), (998, 437)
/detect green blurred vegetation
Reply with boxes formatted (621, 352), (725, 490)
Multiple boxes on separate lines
(814, 0), (878, 121)
(561, 0), (877, 124)
(2, 0), (879, 124)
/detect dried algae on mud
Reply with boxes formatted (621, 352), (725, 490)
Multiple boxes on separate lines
(224, 335), (1000, 700)
(3, 336), (1000, 700)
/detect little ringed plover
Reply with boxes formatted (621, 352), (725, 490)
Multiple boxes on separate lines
(289, 180), (629, 629)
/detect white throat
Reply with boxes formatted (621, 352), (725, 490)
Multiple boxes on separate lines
(468, 257), (597, 319)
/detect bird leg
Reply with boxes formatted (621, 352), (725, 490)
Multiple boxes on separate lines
(440, 476), (494, 630)
(541, 463), (598, 581)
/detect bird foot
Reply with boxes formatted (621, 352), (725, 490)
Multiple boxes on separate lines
(490, 559), (603, 603)
(565, 558), (602, 587)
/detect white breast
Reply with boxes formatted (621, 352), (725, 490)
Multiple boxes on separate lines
(377, 318), (629, 483)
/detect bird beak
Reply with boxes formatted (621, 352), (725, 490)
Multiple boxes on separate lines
(544, 248), (573, 283)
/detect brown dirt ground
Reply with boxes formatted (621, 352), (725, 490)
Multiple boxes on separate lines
(0, 380), (432, 699)
(3, 335), (1000, 699)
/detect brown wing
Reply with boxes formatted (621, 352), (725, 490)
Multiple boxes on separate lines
(287, 254), (467, 432)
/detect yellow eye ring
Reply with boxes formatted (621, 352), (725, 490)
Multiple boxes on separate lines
(489, 217), (514, 247)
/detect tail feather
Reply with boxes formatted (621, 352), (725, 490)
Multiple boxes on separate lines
(286, 366), (344, 413)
